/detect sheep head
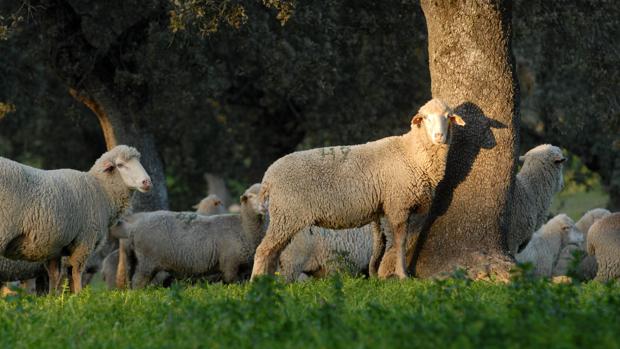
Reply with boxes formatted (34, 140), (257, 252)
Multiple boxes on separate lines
(552, 213), (584, 247)
(518, 144), (566, 191)
(94, 145), (152, 193)
(193, 194), (223, 213)
(411, 98), (465, 145)
(240, 183), (263, 216)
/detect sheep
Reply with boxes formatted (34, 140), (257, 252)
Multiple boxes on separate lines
(587, 212), (620, 282)
(552, 208), (611, 278)
(205, 173), (232, 209)
(508, 144), (566, 255)
(113, 183), (265, 288)
(277, 220), (394, 282)
(251, 98), (465, 280)
(0, 257), (45, 294)
(516, 214), (584, 277)
(193, 194), (227, 216)
(576, 208), (611, 243)
(0, 145), (152, 294)
(101, 250), (173, 289)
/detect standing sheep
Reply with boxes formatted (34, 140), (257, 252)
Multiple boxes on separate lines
(113, 184), (265, 288)
(193, 194), (227, 215)
(251, 98), (465, 280)
(0, 145), (151, 294)
(587, 212), (620, 282)
(508, 144), (566, 255)
(516, 214), (584, 277)
(552, 208), (611, 278)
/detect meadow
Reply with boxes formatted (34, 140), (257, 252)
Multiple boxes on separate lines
(1, 273), (620, 349)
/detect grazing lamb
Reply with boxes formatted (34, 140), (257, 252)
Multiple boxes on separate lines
(508, 144), (566, 255)
(552, 208), (611, 278)
(0, 145), (151, 294)
(251, 98), (465, 280)
(101, 250), (172, 289)
(0, 257), (45, 293)
(516, 214), (584, 277)
(587, 212), (620, 282)
(193, 194), (227, 215)
(113, 184), (265, 288)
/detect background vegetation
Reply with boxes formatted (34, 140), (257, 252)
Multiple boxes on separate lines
(0, 0), (617, 212)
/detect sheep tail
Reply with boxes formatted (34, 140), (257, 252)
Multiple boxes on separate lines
(258, 182), (270, 215)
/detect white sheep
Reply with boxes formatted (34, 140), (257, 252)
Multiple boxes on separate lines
(251, 98), (465, 280)
(587, 212), (620, 282)
(113, 184), (265, 288)
(508, 144), (566, 255)
(0, 145), (151, 294)
(516, 214), (584, 277)
(552, 208), (611, 278)
(193, 194), (227, 215)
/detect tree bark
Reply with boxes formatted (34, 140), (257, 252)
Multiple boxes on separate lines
(409, 0), (519, 279)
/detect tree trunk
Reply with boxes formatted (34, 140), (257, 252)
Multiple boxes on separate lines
(69, 79), (169, 212)
(409, 0), (519, 279)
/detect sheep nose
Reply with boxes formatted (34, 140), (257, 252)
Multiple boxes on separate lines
(434, 133), (444, 142)
(141, 178), (152, 191)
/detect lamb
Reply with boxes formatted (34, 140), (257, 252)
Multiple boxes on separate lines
(251, 98), (465, 280)
(552, 208), (611, 278)
(193, 194), (227, 216)
(586, 212), (620, 282)
(508, 144), (566, 255)
(113, 183), (266, 288)
(516, 214), (584, 277)
(0, 145), (151, 294)
(101, 250), (172, 289)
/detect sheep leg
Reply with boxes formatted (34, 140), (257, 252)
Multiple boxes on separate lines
(222, 263), (239, 284)
(379, 217), (408, 280)
(46, 257), (63, 295)
(132, 263), (156, 289)
(251, 219), (305, 280)
(368, 219), (386, 277)
(68, 243), (91, 294)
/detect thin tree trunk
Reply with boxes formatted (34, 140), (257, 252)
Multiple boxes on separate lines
(69, 80), (168, 212)
(408, 0), (519, 279)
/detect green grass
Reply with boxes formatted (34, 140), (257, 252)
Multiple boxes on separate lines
(2, 275), (620, 349)
(551, 185), (609, 221)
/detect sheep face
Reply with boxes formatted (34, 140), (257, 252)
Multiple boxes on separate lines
(240, 184), (262, 216)
(412, 98), (465, 145)
(193, 194), (223, 213)
(106, 157), (152, 193)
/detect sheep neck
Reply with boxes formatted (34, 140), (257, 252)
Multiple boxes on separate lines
(88, 168), (133, 226)
(401, 126), (450, 187)
(240, 206), (266, 249)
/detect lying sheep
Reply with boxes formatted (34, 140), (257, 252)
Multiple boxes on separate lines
(516, 214), (584, 277)
(278, 220), (394, 282)
(0, 145), (151, 294)
(193, 194), (227, 216)
(552, 208), (611, 278)
(508, 144), (566, 255)
(587, 212), (620, 282)
(576, 208), (611, 243)
(252, 99), (465, 280)
(113, 184), (265, 288)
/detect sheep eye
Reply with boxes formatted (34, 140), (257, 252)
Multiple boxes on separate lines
(117, 163), (124, 168)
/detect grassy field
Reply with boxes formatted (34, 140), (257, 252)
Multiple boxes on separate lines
(1, 274), (620, 349)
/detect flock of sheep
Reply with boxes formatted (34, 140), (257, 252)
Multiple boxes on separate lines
(1, 98), (619, 295)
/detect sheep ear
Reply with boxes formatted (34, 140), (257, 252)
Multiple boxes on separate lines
(240, 194), (248, 203)
(411, 113), (424, 126)
(449, 114), (466, 126)
(192, 204), (199, 209)
(518, 156), (525, 163)
(101, 160), (116, 173)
